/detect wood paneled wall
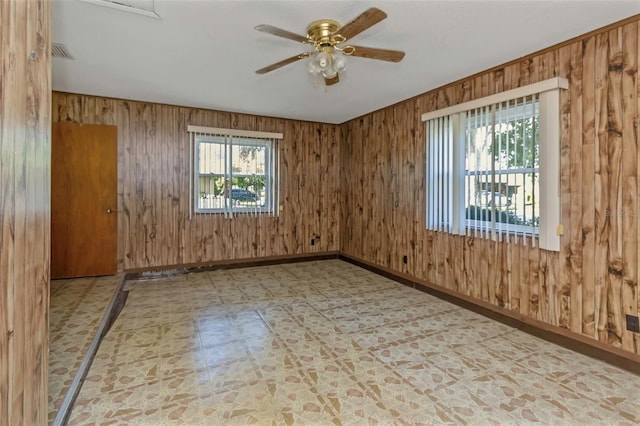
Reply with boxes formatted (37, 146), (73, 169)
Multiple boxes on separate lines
(51, 94), (341, 270)
(341, 17), (640, 356)
(0, 0), (51, 424)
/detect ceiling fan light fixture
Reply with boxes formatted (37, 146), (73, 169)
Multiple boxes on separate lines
(308, 51), (346, 81)
(255, 8), (404, 86)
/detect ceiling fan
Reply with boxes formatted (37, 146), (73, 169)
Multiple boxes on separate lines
(255, 7), (405, 86)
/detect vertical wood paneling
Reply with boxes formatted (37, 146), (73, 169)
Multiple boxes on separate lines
(594, 30), (611, 342)
(1, 0), (51, 424)
(488, 239), (497, 306)
(539, 250), (549, 321)
(414, 96), (427, 281)
(557, 44), (573, 329)
(606, 27), (625, 347)
(569, 41), (584, 334)
(52, 94), (340, 269)
(528, 241), (540, 319)
(520, 239), (531, 318)
(547, 250), (560, 327)
(328, 123), (340, 252)
(620, 22), (638, 352)
(637, 21), (640, 352)
(582, 36), (597, 338)
(510, 237), (520, 312)
(341, 18), (640, 356)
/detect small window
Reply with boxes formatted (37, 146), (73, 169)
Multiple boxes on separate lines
(188, 126), (281, 216)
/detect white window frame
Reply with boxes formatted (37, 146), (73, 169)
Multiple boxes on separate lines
(188, 125), (282, 217)
(194, 136), (274, 214)
(422, 77), (567, 251)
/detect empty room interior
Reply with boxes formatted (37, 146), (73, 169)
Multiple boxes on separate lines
(3, 0), (640, 425)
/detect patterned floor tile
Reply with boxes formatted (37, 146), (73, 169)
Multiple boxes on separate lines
(82, 355), (162, 394)
(52, 260), (640, 425)
(160, 347), (210, 378)
(69, 380), (164, 425)
(48, 274), (122, 422)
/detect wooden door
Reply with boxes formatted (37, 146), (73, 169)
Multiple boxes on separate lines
(51, 123), (118, 278)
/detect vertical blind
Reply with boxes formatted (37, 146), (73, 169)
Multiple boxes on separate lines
(425, 115), (455, 233)
(423, 77), (566, 250)
(463, 95), (540, 243)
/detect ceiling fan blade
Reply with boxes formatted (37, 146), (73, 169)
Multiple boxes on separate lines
(255, 24), (309, 43)
(255, 53), (312, 74)
(325, 74), (340, 86)
(348, 46), (405, 62)
(334, 7), (387, 41)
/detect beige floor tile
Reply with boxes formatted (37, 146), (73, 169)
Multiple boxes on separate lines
(48, 274), (122, 421)
(50, 260), (639, 425)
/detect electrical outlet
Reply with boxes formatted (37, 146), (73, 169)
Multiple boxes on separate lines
(626, 314), (640, 333)
(310, 239), (315, 246)
(403, 255), (408, 264)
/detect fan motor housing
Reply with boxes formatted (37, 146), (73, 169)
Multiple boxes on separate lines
(307, 19), (341, 45)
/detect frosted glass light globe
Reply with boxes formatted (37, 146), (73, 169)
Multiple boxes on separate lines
(333, 54), (347, 73)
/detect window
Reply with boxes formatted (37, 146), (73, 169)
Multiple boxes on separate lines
(464, 95), (539, 237)
(188, 126), (281, 216)
(422, 78), (567, 251)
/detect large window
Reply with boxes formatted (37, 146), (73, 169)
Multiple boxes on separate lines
(188, 126), (281, 216)
(464, 95), (539, 236)
(422, 78), (567, 251)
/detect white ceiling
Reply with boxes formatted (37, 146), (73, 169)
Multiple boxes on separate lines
(52, 0), (640, 124)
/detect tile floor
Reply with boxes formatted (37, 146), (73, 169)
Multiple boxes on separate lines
(49, 274), (123, 423)
(56, 260), (639, 425)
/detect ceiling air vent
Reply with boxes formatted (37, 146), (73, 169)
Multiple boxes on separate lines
(52, 43), (73, 59)
(79, 0), (160, 19)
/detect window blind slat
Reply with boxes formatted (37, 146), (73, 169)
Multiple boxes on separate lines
(438, 117), (443, 231)
(520, 97), (526, 242)
(437, 118), (441, 231)
(435, 117), (440, 231)
(448, 116), (453, 232)
(436, 119), (444, 231)
(496, 102), (503, 241)
(444, 116), (447, 232)
(426, 120), (432, 229)
(430, 119), (434, 229)
(429, 119), (435, 229)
